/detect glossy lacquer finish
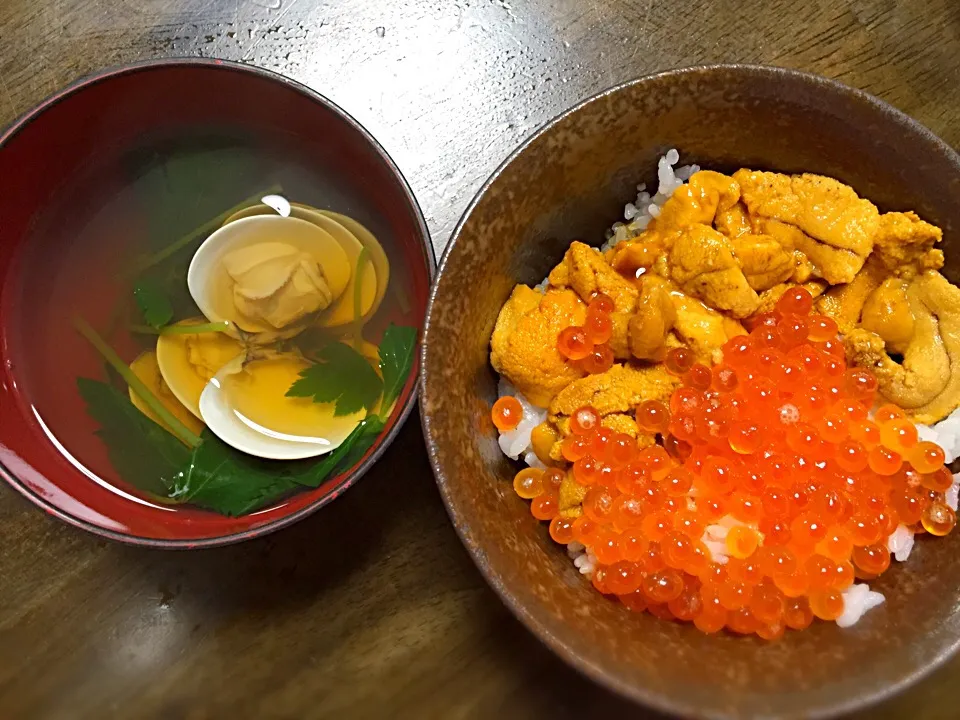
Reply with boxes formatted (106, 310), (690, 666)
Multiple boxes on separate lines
(422, 66), (960, 719)
(0, 60), (433, 546)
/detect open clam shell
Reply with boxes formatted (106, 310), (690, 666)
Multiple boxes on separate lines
(197, 351), (366, 460)
(187, 214), (352, 340)
(223, 203), (389, 328)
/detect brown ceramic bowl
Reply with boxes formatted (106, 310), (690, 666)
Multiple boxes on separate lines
(420, 65), (960, 719)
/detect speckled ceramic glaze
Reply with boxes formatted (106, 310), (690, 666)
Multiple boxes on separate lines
(420, 65), (960, 719)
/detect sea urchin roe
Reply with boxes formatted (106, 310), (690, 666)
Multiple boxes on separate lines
(530, 423), (559, 465)
(509, 288), (955, 640)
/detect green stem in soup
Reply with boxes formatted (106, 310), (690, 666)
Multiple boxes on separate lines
(378, 324), (417, 413)
(130, 184), (283, 273)
(74, 316), (203, 449)
(130, 321), (231, 336)
(352, 246), (370, 350)
(393, 280), (411, 315)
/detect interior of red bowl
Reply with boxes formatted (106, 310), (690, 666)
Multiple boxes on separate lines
(0, 60), (432, 546)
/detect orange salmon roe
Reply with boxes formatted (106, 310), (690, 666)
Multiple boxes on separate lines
(922, 502), (957, 536)
(911, 442), (946, 474)
(549, 515), (576, 544)
(585, 308), (613, 345)
(589, 292), (615, 315)
(778, 286), (813, 315)
(557, 326), (593, 361)
(491, 396), (523, 431)
(581, 344), (615, 374)
(530, 493), (558, 520)
(571, 405), (601, 435)
(510, 287), (955, 640)
(513, 468), (544, 499)
(665, 347), (695, 376)
(684, 364), (713, 391)
(558, 294), (615, 366)
(809, 589), (845, 621)
(637, 400), (670, 434)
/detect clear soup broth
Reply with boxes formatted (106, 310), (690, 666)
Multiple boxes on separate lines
(9, 130), (427, 516)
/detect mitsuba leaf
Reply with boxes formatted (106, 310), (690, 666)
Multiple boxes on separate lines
(378, 325), (417, 411)
(290, 416), (386, 489)
(170, 420), (385, 516)
(78, 324), (413, 516)
(171, 431), (301, 516)
(130, 145), (264, 253)
(286, 342), (383, 416)
(77, 377), (190, 497)
(133, 277), (174, 328)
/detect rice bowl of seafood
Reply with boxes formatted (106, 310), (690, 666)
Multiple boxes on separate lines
(489, 150), (960, 637)
(421, 65), (960, 719)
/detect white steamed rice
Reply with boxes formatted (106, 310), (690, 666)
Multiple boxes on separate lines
(916, 406), (960, 464)
(836, 583), (886, 628)
(493, 149), (960, 629)
(601, 148), (700, 253)
(496, 378), (547, 468)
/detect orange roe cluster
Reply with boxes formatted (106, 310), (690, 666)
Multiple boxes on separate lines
(556, 293), (615, 374)
(511, 287), (957, 639)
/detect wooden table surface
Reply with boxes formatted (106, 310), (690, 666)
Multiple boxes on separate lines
(1, 1), (958, 718)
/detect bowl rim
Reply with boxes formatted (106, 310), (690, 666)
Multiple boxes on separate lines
(0, 57), (435, 550)
(420, 63), (960, 719)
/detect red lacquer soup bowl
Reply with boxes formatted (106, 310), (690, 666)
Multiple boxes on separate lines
(0, 59), (433, 547)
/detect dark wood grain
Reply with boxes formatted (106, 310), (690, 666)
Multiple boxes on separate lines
(0, 1), (958, 718)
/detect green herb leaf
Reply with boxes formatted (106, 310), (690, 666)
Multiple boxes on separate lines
(74, 317), (202, 448)
(78, 379), (388, 516)
(379, 325), (418, 411)
(76, 324), (409, 517)
(291, 416), (386, 489)
(132, 147), (264, 253)
(133, 277), (174, 329)
(77, 377), (191, 497)
(169, 417), (386, 515)
(286, 342), (383, 416)
(171, 431), (301, 516)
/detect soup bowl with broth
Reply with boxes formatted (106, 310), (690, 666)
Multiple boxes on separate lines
(0, 59), (433, 547)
